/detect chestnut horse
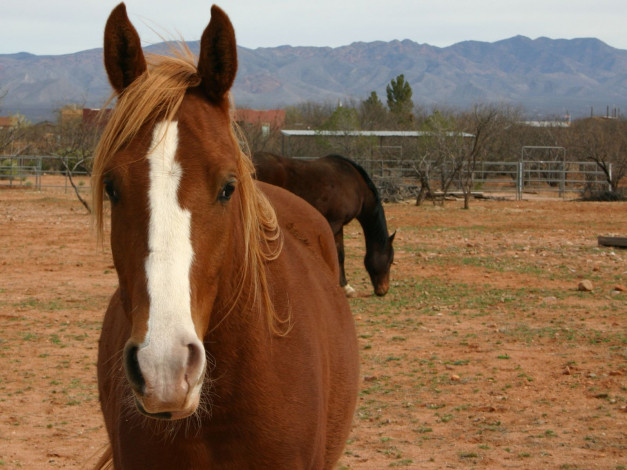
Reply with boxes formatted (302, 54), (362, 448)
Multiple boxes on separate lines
(253, 152), (395, 297)
(92, 4), (358, 469)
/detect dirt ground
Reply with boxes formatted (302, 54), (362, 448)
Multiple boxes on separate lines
(0, 187), (625, 469)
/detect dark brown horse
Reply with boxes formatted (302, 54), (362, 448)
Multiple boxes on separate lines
(253, 152), (395, 296)
(92, 4), (358, 468)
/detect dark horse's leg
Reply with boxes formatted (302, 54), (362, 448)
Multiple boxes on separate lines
(334, 227), (356, 297)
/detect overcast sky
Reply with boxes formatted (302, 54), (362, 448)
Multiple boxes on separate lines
(2, 0), (627, 55)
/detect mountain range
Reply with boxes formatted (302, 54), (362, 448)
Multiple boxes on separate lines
(1, 36), (626, 122)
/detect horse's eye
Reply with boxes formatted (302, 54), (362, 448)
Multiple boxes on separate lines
(104, 178), (119, 203)
(219, 181), (236, 202)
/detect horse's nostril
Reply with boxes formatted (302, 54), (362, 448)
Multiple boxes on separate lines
(186, 340), (205, 385)
(124, 342), (145, 395)
(187, 343), (199, 366)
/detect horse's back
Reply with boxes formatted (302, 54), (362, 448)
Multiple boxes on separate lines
(258, 180), (339, 276)
(253, 152), (365, 229)
(257, 181), (359, 464)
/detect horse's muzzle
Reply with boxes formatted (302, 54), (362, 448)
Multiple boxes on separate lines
(123, 337), (205, 420)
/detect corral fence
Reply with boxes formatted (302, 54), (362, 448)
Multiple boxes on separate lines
(293, 156), (611, 201)
(1, 154), (612, 201)
(0, 155), (91, 193)
(280, 130), (613, 201)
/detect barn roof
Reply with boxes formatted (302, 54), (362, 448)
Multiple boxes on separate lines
(280, 130), (474, 137)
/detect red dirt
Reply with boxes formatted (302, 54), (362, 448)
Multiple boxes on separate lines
(1, 188), (625, 469)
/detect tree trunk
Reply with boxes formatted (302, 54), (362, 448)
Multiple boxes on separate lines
(61, 158), (91, 214)
(415, 181), (429, 206)
(463, 189), (471, 209)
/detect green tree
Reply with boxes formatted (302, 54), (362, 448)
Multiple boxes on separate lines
(364, 91), (383, 108)
(285, 101), (335, 129)
(318, 104), (371, 156)
(386, 74), (414, 123)
(321, 104), (360, 131)
(359, 91), (388, 129)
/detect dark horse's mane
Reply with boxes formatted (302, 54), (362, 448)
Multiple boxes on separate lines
(326, 154), (390, 246)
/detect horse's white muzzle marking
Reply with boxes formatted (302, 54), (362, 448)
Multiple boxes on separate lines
(132, 120), (205, 418)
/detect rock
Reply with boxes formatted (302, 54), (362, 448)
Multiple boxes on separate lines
(578, 280), (593, 292)
(610, 285), (624, 296)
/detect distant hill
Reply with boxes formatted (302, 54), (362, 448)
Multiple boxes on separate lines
(1, 36), (626, 122)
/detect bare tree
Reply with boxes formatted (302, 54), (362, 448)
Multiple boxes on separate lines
(0, 113), (32, 156)
(409, 151), (435, 205)
(454, 104), (521, 208)
(237, 121), (283, 155)
(566, 117), (627, 194)
(409, 104), (520, 208)
(411, 108), (467, 206)
(44, 106), (103, 212)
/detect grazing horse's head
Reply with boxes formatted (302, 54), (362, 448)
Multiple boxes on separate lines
(365, 231), (395, 296)
(92, 3), (280, 421)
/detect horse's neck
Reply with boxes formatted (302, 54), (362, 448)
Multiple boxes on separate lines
(357, 197), (388, 250)
(208, 221), (248, 327)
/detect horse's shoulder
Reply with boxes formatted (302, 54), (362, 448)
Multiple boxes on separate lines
(257, 181), (339, 277)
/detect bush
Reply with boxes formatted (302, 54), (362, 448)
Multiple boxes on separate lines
(0, 159), (19, 180)
(580, 190), (626, 201)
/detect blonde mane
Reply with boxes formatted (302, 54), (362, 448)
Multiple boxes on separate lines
(91, 45), (286, 334)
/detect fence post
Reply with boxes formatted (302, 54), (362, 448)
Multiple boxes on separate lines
(516, 161), (523, 200)
(36, 157), (42, 191)
(559, 160), (565, 198)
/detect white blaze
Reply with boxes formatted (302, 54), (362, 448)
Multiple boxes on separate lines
(143, 120), (196, 351)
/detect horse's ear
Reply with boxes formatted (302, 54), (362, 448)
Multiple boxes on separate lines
(103, 3), (147, 94)
(389, 230), (397, 243)
(197, 5), (238, 103)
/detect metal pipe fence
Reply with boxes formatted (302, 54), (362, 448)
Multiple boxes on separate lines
(0, 155), (613, 201)
(295, 156), (612, 201)
(0, 155), (91, 193)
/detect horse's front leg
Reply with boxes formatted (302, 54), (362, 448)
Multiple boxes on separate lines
(334, 227), (356, 297)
